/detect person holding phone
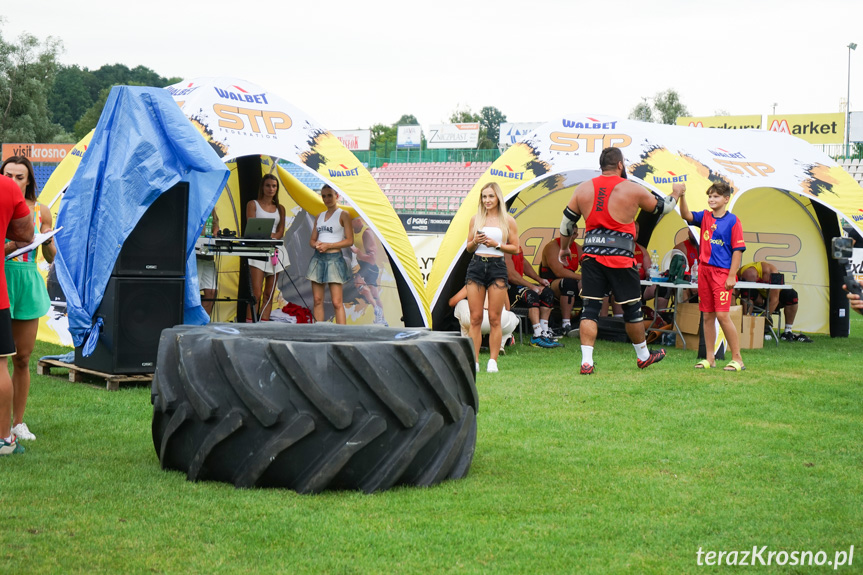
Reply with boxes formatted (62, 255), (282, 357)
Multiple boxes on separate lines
(465, 182), (519, 374)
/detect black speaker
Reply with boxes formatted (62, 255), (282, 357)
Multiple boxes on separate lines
(113, 182), (189, 276)
(75, 277), (185, 374)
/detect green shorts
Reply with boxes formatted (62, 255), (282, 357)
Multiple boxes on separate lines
(5, 260), (50, 321)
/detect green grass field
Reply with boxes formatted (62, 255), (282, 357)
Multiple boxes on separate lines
(2, 317), (862, 574)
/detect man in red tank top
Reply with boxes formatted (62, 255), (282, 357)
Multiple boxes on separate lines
(557, 147), (685, 374)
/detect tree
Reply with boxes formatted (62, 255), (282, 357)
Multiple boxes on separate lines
(628, 89), (689, 125)
(629, 99), (654, 123)
(370, 122), (396, 156)
(450, 105), (506, 149)
(449, 105), (480, 124)
(63, 64), (181, 140)
(479, 106), (506, 149)
(49, 65), (93, 133)
(0, 27), (65, 142)
(395, 114), (419, 126)
(74, 86), (111, 140)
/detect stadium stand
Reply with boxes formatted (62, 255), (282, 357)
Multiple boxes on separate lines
(33, 165), (56, 196)
(839, 158), (863, 186)
(370, 161), (491, 214)
(276, 158), (489, 214)
(278, 160), (327, 191)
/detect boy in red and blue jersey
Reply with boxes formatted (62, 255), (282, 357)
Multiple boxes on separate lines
(679, 181), (746, 371)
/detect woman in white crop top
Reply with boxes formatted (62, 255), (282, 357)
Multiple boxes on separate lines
(464, 182), (519, 374)
(306, 184), (354, 324)
(245, 174), (287, 321)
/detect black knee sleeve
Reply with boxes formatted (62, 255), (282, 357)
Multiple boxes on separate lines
(522, 288), (541, 308)
(559, 277), (579, 297)
(779, 288), (798, 307)
(622, 299), (643, 323)
(539, 287), (555, 308)
(581, 298), (602, 322)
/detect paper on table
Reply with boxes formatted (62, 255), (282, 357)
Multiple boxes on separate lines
(5, 227), (62, 261)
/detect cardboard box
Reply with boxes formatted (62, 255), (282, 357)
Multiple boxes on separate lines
(728, 305), (743, 333)
(676, 303), (701, 334)
(676, 303), (742, 338)
(675, 332), (701, 350)
(739, 315), (765, 349)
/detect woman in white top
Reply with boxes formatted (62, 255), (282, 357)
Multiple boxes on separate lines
(306, 185), (353, 324)
(465, 182), (519, 373)
(245, 174), (286, 321)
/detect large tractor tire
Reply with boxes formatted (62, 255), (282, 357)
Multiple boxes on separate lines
(151, 323), (478, 493)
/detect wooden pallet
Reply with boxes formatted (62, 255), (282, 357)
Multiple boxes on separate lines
(37, 359), (153, 391)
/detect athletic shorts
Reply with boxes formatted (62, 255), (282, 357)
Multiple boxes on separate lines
(465, 255), (508, 289)
(196, 258), (217, 290)
(579, 256), (641, 304)
(698, 263), (734, 313)
(6, 261), (50, 321)
(0, 308), (15, 356)
(307, 251), (350, 285)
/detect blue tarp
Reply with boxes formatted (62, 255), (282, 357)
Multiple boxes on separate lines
(55, 86), (229, 348)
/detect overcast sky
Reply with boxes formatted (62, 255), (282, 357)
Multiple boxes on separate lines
(5, 0), (863, 133)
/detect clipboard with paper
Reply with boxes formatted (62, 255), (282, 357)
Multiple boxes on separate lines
(5, 227), (63, 261)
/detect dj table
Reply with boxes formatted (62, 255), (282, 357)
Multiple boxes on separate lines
(195, 236), (282, 258)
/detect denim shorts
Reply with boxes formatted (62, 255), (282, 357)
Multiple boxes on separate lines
(465, 255), (509, 289)
(306, 251), (351, 285)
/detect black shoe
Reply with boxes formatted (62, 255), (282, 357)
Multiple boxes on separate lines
(779, 331), (796, 342)
(793, 333), (813, 343)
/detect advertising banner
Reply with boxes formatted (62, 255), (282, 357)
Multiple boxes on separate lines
(766, 113), (845, 144)
(427, 123), (479, 149)
(398, 213), (453, 234)
(499, 122), (543, 147)
(2, 143), (75, 163)
(676, 116), (763, 130)
(331, 129), (371, 151)
(397, 125), (422, 149)
(408, 233), (445, 286)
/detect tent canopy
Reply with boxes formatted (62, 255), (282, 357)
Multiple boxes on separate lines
(44, 77), (430, 346)
(428, 114), (863, 334)
(166, 77), (428, 327)
(54, 86), (229, 347)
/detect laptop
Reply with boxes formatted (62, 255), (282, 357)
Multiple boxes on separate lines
(243, 218), (274, 240)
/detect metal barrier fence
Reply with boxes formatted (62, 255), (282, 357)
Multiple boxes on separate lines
(355, 147), (501, 168)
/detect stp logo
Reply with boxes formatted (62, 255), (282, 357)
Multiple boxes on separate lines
(548, 132), (632, 153)
(213, 105), (292, 135)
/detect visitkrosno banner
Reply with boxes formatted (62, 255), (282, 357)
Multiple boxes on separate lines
(2, 143), (75, 163)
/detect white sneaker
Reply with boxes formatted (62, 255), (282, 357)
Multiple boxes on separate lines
(487, 359), (499, 373)
(12, 422), (35, 441)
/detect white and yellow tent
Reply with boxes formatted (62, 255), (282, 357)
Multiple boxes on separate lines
(428, 114), (863, 335)
(38, 77), (430, 345)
